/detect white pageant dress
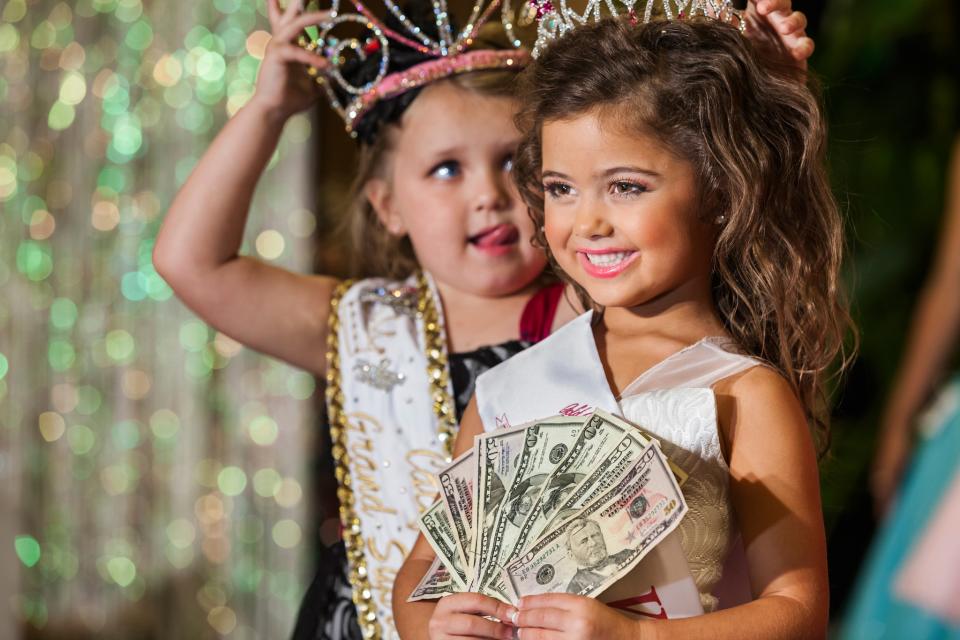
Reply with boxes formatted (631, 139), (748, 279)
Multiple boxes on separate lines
(476, 311), (763, 615)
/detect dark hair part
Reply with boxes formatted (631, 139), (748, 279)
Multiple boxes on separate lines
(513, 18), (856, 455)
(347, 69), (520, 279)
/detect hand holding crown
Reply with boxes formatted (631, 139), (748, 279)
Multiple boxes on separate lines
(745, 0), (813, 68)
(249, 0), (330, 124)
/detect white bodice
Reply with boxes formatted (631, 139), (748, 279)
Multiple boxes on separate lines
(619, 338), (760, 612)
(475, 312), (762, 614)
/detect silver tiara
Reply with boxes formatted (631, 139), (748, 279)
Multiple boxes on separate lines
(299, 0), (533, 134)
(528, 0), (746, 57)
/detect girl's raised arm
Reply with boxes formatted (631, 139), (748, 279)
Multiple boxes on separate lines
(153, 0), (337, 376)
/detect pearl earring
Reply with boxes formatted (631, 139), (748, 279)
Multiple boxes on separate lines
(714, 214), (727, 225)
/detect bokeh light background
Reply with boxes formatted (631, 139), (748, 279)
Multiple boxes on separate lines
(0, 0), (320, 636)
(2, 0), (959, 637)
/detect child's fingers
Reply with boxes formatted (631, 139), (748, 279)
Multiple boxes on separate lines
(496, 600), (520, 625)
(774, 28), (813, 60)
(274, 11), (331, 42)
(767, 9), (807, 35)
(515, 607), (568, 630)
(281, 0), (304, 23)
(270, 42), (329, 70)
(437, 593), (516, 620)
(517, 593), (582, 610)
(267, 0), (282, 28)
(789, 35), (814, 62)
(754, 0), (791, 16)
(443, 613), (514, 639)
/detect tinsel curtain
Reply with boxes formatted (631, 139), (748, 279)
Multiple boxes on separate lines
(0, 0), (319, 637)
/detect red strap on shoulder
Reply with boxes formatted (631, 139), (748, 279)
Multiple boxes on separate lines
(520, 282), (565, 343)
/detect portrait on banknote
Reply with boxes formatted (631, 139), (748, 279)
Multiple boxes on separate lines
(504, 473), (549, 527)
(563, 517), (635, 594)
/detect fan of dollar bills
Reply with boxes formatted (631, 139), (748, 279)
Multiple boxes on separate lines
(409, 410), (690, 604)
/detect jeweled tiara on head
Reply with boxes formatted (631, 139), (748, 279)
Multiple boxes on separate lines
(297, 0), (532, 135)
(528, 0), (746, 57)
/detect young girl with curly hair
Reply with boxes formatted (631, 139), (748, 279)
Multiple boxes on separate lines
(394, 14), (851, 640)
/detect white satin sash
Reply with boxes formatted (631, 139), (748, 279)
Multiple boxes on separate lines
(333, 273), (453, 639)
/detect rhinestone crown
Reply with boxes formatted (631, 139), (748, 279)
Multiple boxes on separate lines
(529, 0), (746, 57)
(298, 0), (531, 134)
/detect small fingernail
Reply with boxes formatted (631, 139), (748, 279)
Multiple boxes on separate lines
(508, 607), (519, 625)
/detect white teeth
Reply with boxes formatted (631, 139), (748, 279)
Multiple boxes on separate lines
(585, 251), (631, 267)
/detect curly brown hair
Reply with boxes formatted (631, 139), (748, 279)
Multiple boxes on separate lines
(512, 17), (856, 455)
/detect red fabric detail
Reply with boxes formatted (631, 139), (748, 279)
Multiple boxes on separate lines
(604, 585), (670, 619)
(520, 282), (565, 343)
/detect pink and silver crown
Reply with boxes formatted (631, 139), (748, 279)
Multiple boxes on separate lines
(299, 0), (532, 134)
(528, 0), (746, 57)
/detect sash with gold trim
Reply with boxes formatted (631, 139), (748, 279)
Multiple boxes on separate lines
(326, 272), (454, 640)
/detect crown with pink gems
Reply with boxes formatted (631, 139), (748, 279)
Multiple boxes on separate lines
(528, 0), (746, 57)
(297, 0), (532, 136)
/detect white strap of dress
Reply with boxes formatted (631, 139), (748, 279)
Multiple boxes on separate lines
(619, 338), (761, 398)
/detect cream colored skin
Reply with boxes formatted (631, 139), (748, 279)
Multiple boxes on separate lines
(871, 136), (960, 516)
(393, 7), (826, 637)
(153, 0), (576, 376)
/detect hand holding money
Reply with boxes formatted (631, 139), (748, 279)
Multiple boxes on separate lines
(511, 591), (641, 640)
(410, 410), (689, 607)
(423, 592), (518, 640)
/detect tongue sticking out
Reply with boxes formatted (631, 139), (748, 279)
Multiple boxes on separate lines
(470, 223), (520, 248)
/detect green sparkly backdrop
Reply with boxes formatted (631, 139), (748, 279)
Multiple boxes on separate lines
(2, 0), (960, 636)
(0, 0), (321, 637)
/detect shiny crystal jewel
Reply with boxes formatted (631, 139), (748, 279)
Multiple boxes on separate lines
(360, 285), (419, 316)
(298, 0), (529, 132)
(519, 2), (538, 25)
(354, 358), (406, 391)
(532, 0), (745, 57)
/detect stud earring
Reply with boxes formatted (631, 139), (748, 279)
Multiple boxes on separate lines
(714, 214), (727, 225)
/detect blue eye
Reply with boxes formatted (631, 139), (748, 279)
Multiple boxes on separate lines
(502, 155), (514, 173)
(430, 161), (460, 180)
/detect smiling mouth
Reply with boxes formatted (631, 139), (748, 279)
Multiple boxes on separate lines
(584, 251), (632, 266)
(577, 250), (638, 278)
(469, 223), (520, 254)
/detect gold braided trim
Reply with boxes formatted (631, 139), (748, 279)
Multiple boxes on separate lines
(325, 278), (383, 639)
(325, 273), (459, 639)
(415, 271), (457, 461)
